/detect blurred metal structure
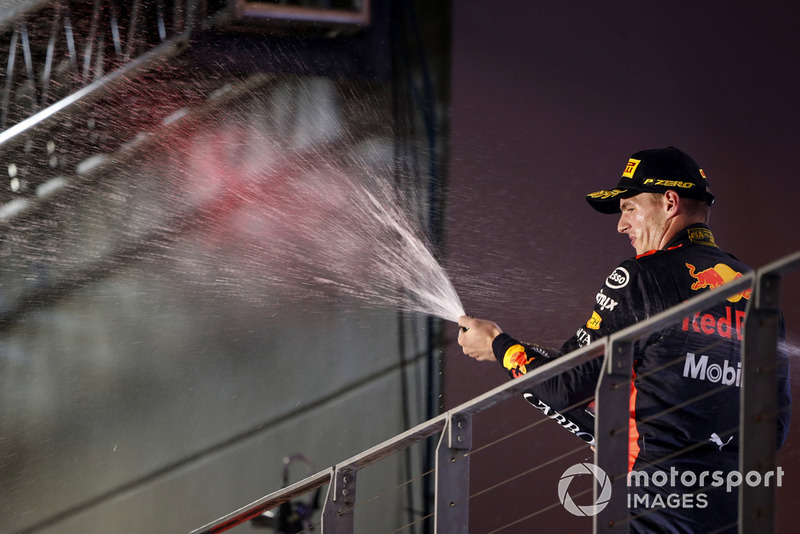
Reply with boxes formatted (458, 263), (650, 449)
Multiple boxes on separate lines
(0, 0), (225, 131)
(0, 0), (227, 212)
(232, 0), (370, 29)
(0, 0), (376, 211)
(191, 250), (800, 534)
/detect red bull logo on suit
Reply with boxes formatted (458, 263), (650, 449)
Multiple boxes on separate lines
(502, 344), (535, 378)
(685, 263), (751, 302)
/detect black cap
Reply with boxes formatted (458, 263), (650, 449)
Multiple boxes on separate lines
(586, 146), (715, 214)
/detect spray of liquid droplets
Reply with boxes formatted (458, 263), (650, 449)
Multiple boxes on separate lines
(180, 120), (466, 324)
(317, 173), (467, 323)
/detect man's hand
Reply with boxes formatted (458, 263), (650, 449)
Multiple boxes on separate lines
(457, 316), (503, 362)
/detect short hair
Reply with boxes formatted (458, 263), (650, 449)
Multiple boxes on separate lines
(642, 192), (711, 224)
(680, 196), (711, 224)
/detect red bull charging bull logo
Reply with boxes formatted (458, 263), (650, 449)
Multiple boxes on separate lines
(503, 344), (535, 378)
(685, 263), (751, 302)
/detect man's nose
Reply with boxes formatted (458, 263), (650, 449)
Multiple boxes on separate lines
(617, 214), (628, 234)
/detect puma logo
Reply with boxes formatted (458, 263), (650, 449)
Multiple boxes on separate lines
(709, 432), (733, 450)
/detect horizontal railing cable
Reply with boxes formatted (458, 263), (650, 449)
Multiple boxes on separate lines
(346, 468), (435, 515)
(466, 394), (596, 457)
(468, 443), (588, 503)
(388, 512), (434, 534)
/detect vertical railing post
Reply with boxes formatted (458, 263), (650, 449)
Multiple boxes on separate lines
(739, 271), (782, 533)
(321, 465), (357, 534)
(594, 338), (631, 533)
(435, 412), (471, 534)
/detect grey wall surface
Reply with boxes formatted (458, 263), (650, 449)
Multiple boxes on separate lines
(0, 75), (440, 533)
(446, 3), (800, 533)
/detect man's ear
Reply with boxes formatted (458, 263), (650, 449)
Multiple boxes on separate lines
(664, 190), (681, 219)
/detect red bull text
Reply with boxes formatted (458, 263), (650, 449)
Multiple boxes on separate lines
(682, 307), (746, 341)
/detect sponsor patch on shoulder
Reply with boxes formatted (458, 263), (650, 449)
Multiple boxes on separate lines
(605, 267), (630, 289)
(595, 290), (619, 311)
(586, 311), (602, 330)
(576, 328), (592, 347)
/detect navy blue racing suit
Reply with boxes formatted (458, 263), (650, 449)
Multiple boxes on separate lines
(491, 223), (791, 533)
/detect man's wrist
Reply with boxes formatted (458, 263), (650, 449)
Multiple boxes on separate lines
(491, 333), (516, 362)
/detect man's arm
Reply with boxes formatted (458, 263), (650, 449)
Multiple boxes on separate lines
(457, 260), (648, 411)
(457, 316), (598, 445)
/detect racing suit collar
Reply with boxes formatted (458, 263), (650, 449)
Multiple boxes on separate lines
(664, 223), (718, 250)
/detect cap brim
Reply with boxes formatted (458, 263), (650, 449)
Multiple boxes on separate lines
(585, 188), (634, 214)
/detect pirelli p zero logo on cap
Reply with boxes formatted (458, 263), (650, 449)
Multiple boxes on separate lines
(622, 158), (641, 179)
(699, 169), (707, 179)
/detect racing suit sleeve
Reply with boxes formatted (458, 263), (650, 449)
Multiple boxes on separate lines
(490, 260), (650, 442)
(490, 333), (599, 444)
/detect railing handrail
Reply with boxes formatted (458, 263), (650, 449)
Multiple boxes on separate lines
(190, 249), (800, 533)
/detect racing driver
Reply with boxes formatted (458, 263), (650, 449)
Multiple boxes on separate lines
(457, 146), (791, 533)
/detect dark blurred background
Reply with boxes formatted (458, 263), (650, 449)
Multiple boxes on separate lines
(445, 2), (800, 533)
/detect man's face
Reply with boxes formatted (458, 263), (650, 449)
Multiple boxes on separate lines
(617, 193), (669, 255)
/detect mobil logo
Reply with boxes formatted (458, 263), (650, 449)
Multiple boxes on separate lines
(685, 263), (752, 303)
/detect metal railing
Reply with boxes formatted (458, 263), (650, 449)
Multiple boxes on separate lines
(190, 249), (800, 534)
